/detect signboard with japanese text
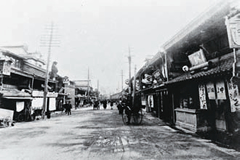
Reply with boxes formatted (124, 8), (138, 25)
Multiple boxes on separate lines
(2, 61), (11, 76)
(225, 13), (240, 48)
(216, 81), (227, 99)
(227, 81), (240, 112)
(198, 84), (207, 109)
(206, 82), (216, 100)
(188, 49), (206, 66)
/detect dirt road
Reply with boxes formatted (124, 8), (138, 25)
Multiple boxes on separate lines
(0, 105), (239, 160)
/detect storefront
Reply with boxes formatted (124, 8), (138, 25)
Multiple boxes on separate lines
(0, 90), (32, 121)
(32, 90), (58, 112)
(167, 53), (234, 133)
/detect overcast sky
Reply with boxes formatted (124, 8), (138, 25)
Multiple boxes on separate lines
(0, 0), (219, 95)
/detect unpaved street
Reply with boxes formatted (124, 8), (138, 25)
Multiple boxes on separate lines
(0, 105), (240, 160)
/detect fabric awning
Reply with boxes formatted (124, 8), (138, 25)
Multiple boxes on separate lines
(3, 96), (33, 100)
(0, 89), (32, 100)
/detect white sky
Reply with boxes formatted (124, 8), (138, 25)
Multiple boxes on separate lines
(0, 0), (219, 95)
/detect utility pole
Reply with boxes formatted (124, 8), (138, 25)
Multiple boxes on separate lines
(40, 22), (60, 119)
(128, 47), (132, 94)
(87, 67), (90, 103)
(132, 65), (137, 107)
(97, 79), (99, 100)
(121, 70), (124, 91)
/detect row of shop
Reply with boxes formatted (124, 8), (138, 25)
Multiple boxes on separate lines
(134, 0), (240, 148)
(0, 46), (74, 124)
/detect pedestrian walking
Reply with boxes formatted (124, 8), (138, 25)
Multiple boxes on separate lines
(110, 100), (113, 110)
(66, 101), (72, 115)
(103, 99), (107, 109)
(124, 95), (132, 125)
(117, 100), (123, 114)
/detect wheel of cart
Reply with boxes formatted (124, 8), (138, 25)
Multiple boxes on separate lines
(122, 107), (143, 125)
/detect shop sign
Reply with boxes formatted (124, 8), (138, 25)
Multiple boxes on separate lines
(188, 49), (206, 66)
(206, 82), (215, 99)
(216, 81), (226, 99)
(2, 61), (11, 76)
(227, 82), (240, 112)
(225, 13), (240, 48)
(32, 91), (44, 97)
(153, 70), (161, 79)
(198, 84), (207, 109)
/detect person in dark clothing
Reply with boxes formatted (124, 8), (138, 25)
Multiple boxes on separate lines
(110, 101), (114, 110)
(103, 100), (107, 109)
(66, 101), (72, 115)
(117, 100), (124, 114)
(124, 95), (132, 124)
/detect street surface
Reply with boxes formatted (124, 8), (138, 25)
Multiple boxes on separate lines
(1, 104), (240, 160)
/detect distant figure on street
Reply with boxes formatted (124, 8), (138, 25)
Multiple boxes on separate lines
(117, 100), (124, 114)
(66, 101), (72, 115)
(93, 100), (100, 110)
(124, 95), (132, 125)
(103, 100), (107, 109)
(110, 100), (113, 110)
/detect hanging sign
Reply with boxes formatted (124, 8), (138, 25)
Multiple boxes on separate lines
(198, 84), (207, 109)
(225, 13), (240, 48)
(188, 49), (206, 66)
(2, 61), (11, 76)
(216, 81), (227, 99)
(227, 81), (240, 112)
(206, 82), (215, 100)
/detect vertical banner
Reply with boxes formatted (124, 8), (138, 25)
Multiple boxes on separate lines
(227, 82), (240, 112)
(147, 95), (154, 108)
(16, 101), (24, 112)
(216, 80), (227, 99)
(141, 95), (146, 106)
(198, 84), (207, 109)
(49, 98), (56, 111)
(206, 82), (216, 100)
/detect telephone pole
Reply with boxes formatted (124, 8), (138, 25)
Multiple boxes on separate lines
(128, 47), (132, 94)
(40, 22), (60, 119)
(97, 79), (99, 100)
(121, 70), (124, 91)
(132, 65), (137, 106)
(87, 67), (90, 103)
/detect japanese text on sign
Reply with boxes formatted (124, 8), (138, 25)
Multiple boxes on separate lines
(199, 84), (207, 109)
(228, 82), (240, 112)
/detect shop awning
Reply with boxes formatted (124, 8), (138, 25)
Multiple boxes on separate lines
(166, 53), (233, 85)
(3, 96), (33, 100)
(0, 89), (32, 100)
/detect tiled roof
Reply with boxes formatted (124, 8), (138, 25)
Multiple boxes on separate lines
(166, 53), (233, 84)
